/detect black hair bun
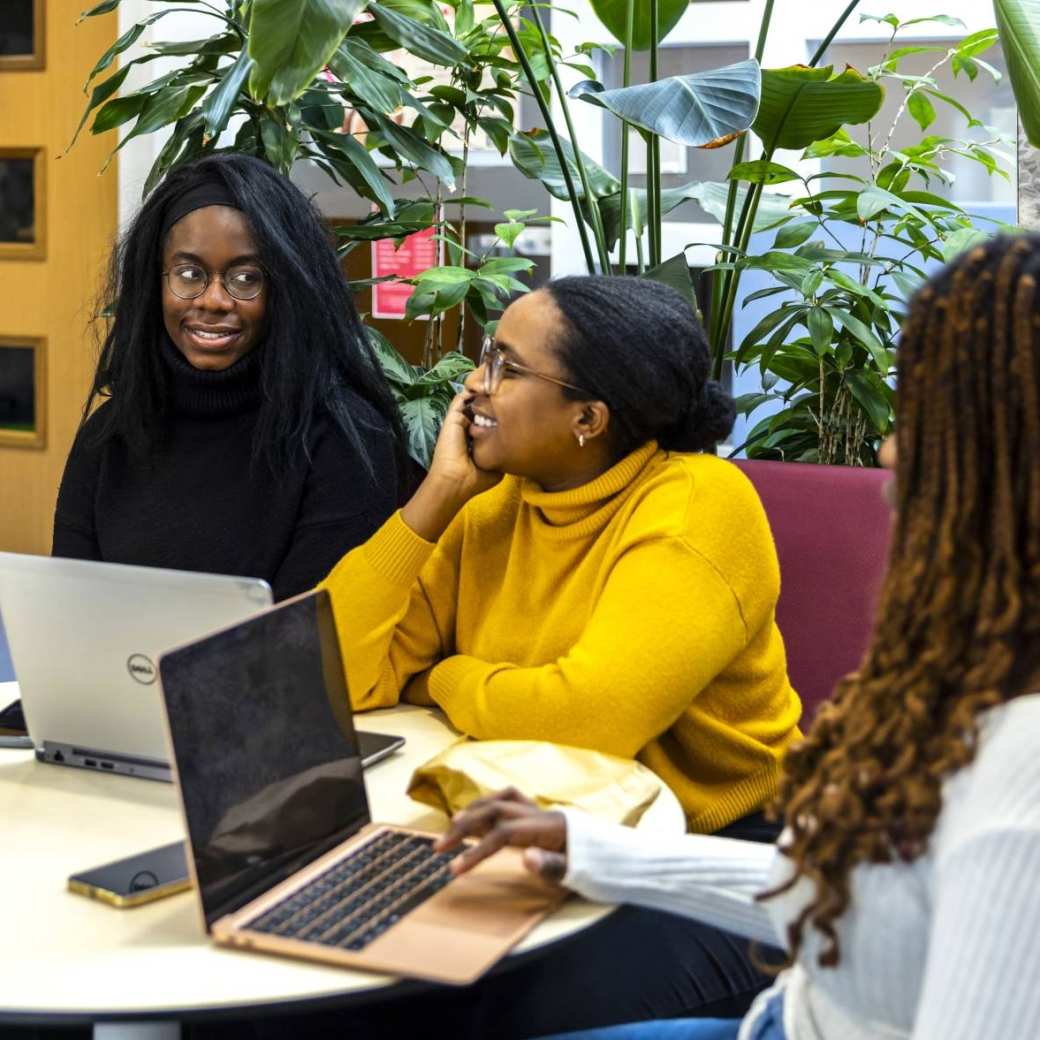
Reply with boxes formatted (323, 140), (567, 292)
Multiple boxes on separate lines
(664, 379), (736, 453)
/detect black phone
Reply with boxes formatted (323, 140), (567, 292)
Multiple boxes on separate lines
(68, 841), (191, 908)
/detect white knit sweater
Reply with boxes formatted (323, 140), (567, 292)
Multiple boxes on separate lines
(563, 693), (1040, 1040)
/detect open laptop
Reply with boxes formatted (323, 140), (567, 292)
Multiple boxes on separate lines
(157, 590), (563, 985)
(0, 554), (403, 781)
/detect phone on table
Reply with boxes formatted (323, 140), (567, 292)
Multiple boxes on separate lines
(68, 841), (191, 908)
(0, 699), (31, 748)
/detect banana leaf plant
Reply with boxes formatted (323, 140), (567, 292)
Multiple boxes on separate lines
(491, 0), (875, 363)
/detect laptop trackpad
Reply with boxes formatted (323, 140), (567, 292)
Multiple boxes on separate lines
(361, 847), (564, 983)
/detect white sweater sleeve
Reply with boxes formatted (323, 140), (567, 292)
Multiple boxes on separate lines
(910, 826), (1040, 1039)
(561, 807), (783, 947)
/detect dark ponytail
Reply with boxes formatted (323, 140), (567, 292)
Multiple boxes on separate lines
(544, 275), (735, 456)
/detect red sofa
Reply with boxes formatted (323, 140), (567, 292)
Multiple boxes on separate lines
(733, 460), (892, 722)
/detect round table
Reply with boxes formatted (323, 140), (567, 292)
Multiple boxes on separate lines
(0, 691), (684, 1038)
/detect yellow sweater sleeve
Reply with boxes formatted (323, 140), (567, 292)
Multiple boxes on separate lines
(317, 510), (462, 711)
(425, 535), (749, 757)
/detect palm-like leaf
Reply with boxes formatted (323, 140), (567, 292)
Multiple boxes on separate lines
(994, 0), (1040, 146)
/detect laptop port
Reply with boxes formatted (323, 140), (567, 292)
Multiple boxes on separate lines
(53, 750), (65, 763)
(85, 758), (97, 767)
(100, 761), (114, 770)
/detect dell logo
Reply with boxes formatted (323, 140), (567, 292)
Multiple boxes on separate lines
(127, 654), (157, 685)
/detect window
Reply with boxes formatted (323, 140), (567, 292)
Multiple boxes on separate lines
(819, 40), (1016, 208)
(0, 0), (44, 71)
(0, 337), (45, 449)
(0, 149), (46, 260)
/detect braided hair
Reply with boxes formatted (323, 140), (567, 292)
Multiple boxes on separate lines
(767, 235), (1040, 967)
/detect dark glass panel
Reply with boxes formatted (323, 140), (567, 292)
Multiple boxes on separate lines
(0, 0), (34, 57)
(0, 158), (35, 245)
(0, 345), (35, 432)
(159, 592), (369, 927)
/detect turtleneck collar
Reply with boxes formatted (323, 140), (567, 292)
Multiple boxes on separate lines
(519, 441), (661, 538)
(161, 335), (263, 418)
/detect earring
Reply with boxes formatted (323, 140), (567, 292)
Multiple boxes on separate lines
(577, 433), (586, 448)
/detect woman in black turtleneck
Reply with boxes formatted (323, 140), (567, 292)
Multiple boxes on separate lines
(53, 154), (404, 600)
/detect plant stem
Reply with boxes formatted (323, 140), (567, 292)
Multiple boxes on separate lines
(807, 0), (861, 66)
(456, 121), (471, 355)
(648, 0), (661, 267)
(531, 5), (611, 273)
(712, 0), (862, 378)
(490, 0), (596, 274)
(712, 0), (774, 364)
(618, 0), (635, 274)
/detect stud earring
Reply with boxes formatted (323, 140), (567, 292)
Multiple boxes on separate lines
(578, 433), (586, 448)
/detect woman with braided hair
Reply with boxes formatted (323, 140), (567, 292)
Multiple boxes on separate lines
(435, 235), (1040, 1040)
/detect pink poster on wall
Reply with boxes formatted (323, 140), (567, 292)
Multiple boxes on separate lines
(371, 226), (440, 319)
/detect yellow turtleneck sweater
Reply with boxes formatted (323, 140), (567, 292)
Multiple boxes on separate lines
(320, 442), (802, 832)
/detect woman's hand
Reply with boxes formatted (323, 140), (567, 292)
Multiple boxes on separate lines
(401, 393), (502, 542)
(434, 787), (569, 883)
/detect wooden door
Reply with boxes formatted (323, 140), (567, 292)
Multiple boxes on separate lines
(0, 0), (117, 554)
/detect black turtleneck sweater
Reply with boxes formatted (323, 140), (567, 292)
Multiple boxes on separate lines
(52, 341), (398, 600)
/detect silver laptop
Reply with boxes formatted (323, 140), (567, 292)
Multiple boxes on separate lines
(0, 553), (275, 781)
(0, 554), (405, 781)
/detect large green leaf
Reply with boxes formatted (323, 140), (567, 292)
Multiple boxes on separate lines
(367, 1), (469, 65)
(994, 0), (1040, 147)
(365, 327), (416, 389)
(400, 394), (452, 469)
(311, 130), (397, 214)
(248, 0), (368, 106)
(588, 0), (688, 50)
(329, 39), (404, 113)
(753, 65), (884, 150)
(372, 116), (456, 185)
(508, 130), (619, 202)
(570, 60), (761, 149)
(201, 51), (255, 142)
(643, 253), (700, 318)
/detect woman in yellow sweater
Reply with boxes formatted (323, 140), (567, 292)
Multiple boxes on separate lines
(312, 276), (802, 1036)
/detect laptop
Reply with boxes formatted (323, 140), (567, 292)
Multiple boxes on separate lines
(157, 590), (563, 985)
(0, 554), (403, 781)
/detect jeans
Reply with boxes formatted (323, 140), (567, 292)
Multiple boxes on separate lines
(534, 990), (786, 1040)
(244, 812), (784, 1040)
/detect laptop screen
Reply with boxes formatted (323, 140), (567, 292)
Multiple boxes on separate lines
(158, 590), (370, 928)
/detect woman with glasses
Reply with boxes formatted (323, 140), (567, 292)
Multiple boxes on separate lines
(52, 153), (402, 600)
(317, 275), (801, 1034)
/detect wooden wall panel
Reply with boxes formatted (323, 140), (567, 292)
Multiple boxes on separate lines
(0, 2), (118, 554)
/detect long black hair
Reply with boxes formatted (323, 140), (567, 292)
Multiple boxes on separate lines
(544, 276), (735, 457)
(87, 153), (403, 477)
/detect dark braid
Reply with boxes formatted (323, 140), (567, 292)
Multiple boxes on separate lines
(765, 236), (1040, 969)
(543, 276), (735, 457)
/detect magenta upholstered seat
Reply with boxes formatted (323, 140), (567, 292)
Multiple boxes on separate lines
(732, 460), (892, 722)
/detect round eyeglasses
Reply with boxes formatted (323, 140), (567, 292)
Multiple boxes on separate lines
(163, 263), (266, 302)
(479, 335), (591, 397)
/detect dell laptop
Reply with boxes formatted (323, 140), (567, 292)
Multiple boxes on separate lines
(0, 554), (402, 781)
(157, 590), (562, 985)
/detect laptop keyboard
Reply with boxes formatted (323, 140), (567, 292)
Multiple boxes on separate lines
(247, 831), (456, 952)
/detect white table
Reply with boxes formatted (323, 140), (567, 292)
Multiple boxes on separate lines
(0, 693), (684, 1038)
